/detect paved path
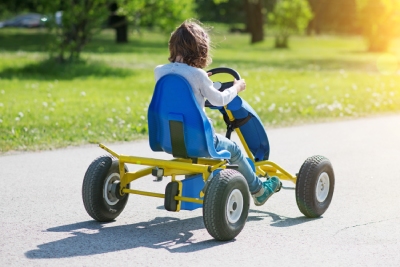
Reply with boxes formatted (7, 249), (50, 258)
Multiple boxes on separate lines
(1, 114), (400, 266)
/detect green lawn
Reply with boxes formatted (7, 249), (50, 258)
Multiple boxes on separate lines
(1, 27), (399, 152)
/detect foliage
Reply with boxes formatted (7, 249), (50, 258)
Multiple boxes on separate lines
(307, 0), (358, 34)
(35, 0), (109, 62)
(356, 0), (400, 52)
(268, 0), (313, 48)
(1, 0), (195, 62)
(0, 0), (36, 19)
(195, 0), (245, 25)
(115, 0), (195, 33)
(1, 28), (400, 152)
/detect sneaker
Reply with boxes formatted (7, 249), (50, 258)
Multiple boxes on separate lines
(252, 177), (281, 206)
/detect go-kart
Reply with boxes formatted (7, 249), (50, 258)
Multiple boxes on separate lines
(82, 67), (335, 241)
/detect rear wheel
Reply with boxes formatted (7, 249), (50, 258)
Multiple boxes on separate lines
(296, 155), (334, 218)
(82, 155), (129, 222)
(203, 169), (250, 241)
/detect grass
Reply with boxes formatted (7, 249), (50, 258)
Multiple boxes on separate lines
(0, 27), (400, 152)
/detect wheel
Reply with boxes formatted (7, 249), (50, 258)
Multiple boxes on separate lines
(203, 169), (250, 241)
(296, 155), (334, 218)
(82, 155), (129, 222)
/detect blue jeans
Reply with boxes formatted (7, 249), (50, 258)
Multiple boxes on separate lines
(214, 133), (262, 194)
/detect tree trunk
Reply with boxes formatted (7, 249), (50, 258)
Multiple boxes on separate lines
(275, 35), (288, 48)
(108, 15), (128, 43)
(245, 0), (264, 44)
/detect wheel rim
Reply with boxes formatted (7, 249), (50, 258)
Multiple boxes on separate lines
(226, 189), (244, 224)
(104, 172), (120, 205)
(315, 172), (330, 203)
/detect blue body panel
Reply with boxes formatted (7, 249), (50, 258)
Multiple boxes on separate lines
(217, 96), (270, 161)
(180, 174), (204, 210)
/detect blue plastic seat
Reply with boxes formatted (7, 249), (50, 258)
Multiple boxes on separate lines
(148, 74), (231, 160)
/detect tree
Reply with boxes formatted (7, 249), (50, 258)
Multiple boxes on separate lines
(108, 2), (128, 43)
(357, 0), (400, 52)
(194, 0), (277, 44)
(268, 0), (313, 48)
(35, 0), (195, 63)
(36, 0), (109, 63)
(306, 0), (358, 35)
(245, 0), (265, 43)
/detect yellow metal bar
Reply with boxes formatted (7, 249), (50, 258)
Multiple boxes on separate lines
(173, 158), (225, 165)
(176, 196), (203, 204)
(162, 169), (200, 176)
(99, 143), (119, 158)
(120, 167), (153, 188)
(172, 158), (227, 181)
(100, 144), (210, 174)
(273, 173), (296, 181)
(235, 128), (254, 161)
(255, 160), (297, 183)
(100, 144), (227, 180)
(256, 160), (293, 177)
(208, 160), (228, 172)
(224, 108), (255, 161)
(222, 108), (296, 184)
(122, 185), (203, 204)
(119, 161), (125, 190)
(119, 155), (210, 174)
(255, 166), (267, 178)
(170, 158), (227, 172)
(123, 188), (165, 198)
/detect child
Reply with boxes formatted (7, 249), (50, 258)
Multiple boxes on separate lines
(154, 19), (280, 206)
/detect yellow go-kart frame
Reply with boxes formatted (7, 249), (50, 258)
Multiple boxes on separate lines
(98, 108), (296, 212)
(82, 69), (334, 241)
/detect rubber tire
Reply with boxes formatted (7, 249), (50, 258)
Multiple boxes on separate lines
(82, 155), (129, 222)
(296, 155), (334, 218)
(203, 169), (250, 241)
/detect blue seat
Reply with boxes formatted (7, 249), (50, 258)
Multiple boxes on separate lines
(148, 74), (230, 160)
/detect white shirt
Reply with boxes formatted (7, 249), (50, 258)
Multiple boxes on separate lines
(154, 62), (237, 110)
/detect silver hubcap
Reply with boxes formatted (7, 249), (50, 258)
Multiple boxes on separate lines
(316, 172), (330, 202)
(226, 189), (244, 224)
(104, 172), (120, 205)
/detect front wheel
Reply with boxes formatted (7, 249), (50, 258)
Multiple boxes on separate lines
(203, 169), (250, 241)
(82, 155), (129, 222)
(296, 155), (334, 218)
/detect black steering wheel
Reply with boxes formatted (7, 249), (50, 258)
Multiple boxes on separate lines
(205, 67), (241, 108)
(206, 67), (241, 92)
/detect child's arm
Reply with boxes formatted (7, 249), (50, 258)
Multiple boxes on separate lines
(200, 72), (246, 107)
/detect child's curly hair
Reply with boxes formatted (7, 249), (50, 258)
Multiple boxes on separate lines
(168, 19), (212, 69)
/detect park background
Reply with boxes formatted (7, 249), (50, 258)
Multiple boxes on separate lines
(0, 0), (399, 153)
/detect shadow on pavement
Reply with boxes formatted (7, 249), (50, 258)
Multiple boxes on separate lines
(25, 216), (227, 259)
(247, 209), (321, 227)
(25, 209), (318, 258)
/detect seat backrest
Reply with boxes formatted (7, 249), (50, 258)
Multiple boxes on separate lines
(148, 74), (230, 159)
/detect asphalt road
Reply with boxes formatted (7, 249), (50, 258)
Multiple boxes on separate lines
(1, 114), (400, 267)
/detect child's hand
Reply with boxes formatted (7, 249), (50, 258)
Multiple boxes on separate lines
(234, 79), (246, 93)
